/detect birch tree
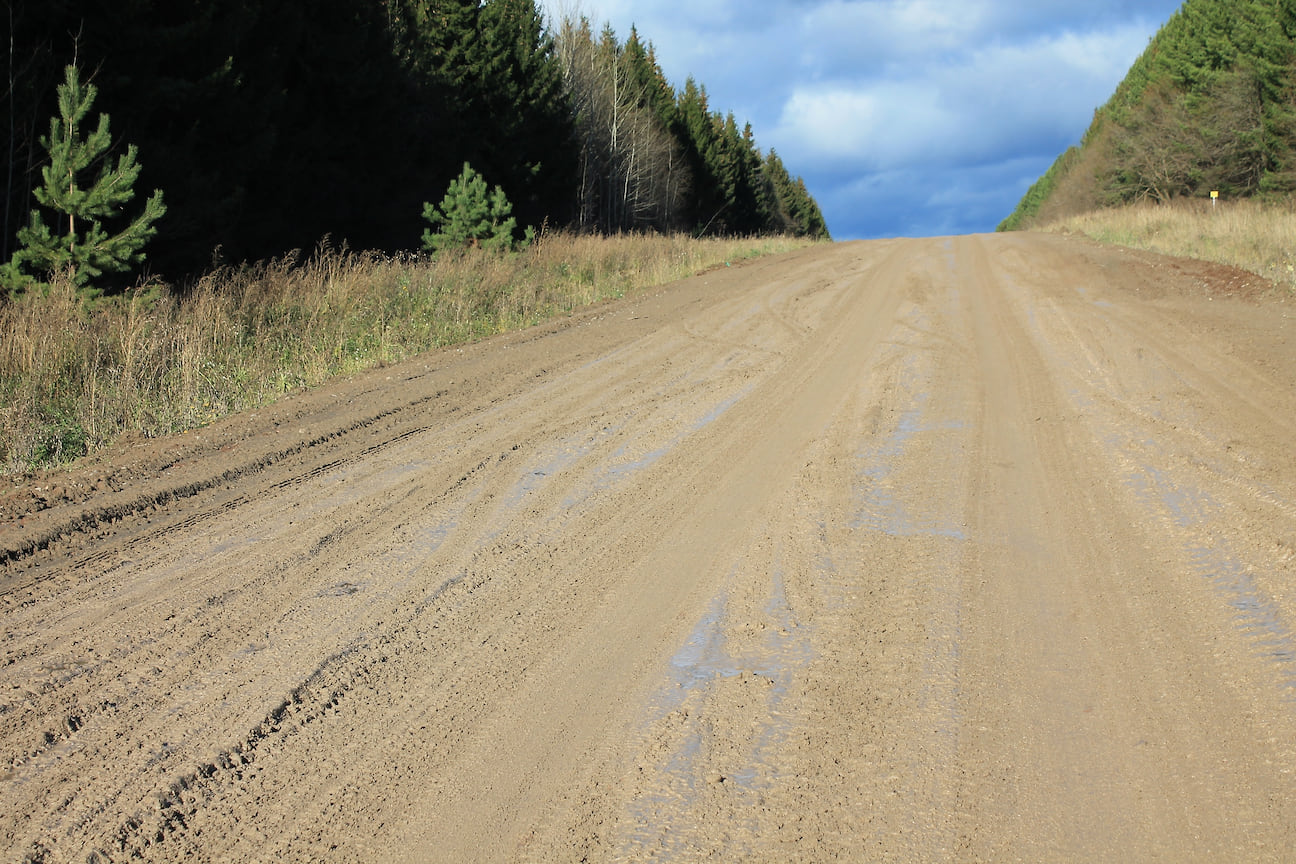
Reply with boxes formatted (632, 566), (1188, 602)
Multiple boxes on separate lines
(554, 17), (688, 233)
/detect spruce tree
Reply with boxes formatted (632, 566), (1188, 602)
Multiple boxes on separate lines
(623, 30), (677, 127)
(6, 65), (165, 295)
(673, 78), (727, 233)
(476, 0), (577, 227)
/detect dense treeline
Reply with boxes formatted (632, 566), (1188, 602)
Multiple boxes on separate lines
(1001, 0), (1296, 230)
(2, 0), (827, 288)
(555, 21), (827, 239)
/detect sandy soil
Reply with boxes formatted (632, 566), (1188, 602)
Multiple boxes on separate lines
(2, 233), (1295, 862)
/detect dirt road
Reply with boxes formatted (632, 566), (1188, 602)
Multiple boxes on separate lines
(3, 234), (1295, 862)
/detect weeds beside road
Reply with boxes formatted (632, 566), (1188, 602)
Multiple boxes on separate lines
(1042, 199), (1296, 295)
(0, 232), (812, 473)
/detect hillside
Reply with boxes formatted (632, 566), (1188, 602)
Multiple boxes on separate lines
(1000, 0), (1296, 230)
(2, 1), (827, 288)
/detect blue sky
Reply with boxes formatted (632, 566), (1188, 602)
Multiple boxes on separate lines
(536, 0), (1185, 239)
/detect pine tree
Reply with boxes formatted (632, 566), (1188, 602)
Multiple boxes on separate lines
(5, 65), (165, 296)
(422, 162), (525, 254)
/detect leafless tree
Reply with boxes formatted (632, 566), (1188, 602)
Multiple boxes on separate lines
(554, 17), (688, 233)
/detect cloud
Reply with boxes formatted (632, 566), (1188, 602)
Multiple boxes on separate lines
(797, 0), (994, 70)
(536, 0), (1183, 238)
(770, 23), (1157, 172)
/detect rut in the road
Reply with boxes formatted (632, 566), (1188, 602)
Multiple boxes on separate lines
(3, 236), (1295, 863)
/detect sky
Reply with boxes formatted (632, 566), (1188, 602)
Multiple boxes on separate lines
(535, 0), (1186, 240)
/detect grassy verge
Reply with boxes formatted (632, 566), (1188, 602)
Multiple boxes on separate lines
(1, 232), (814, 474)
(1041, 199), (1296, 294)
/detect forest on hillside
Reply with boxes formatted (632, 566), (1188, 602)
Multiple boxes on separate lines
(1001, 0), (1296, 230)
(2, 0), (828, 289)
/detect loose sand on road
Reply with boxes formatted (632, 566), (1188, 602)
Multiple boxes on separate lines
(3, 234), (1295, 861)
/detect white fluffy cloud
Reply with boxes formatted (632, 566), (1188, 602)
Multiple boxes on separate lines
(770, 23), (1158, 172)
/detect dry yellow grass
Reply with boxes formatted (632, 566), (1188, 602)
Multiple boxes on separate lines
(0, 232), (814, 473)
(1041, 198), (1296, 294)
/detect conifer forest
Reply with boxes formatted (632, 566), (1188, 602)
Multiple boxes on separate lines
(1001, 0), (1296, 230)
(2, 0), (829, 286)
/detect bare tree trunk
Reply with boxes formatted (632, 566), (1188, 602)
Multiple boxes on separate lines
(553, 15), (689, 235)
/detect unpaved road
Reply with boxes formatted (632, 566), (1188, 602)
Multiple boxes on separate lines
(3, 234), (1296, 862)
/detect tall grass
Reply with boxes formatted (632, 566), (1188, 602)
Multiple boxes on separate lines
(0, 232), (812, 473)
(1041, 198), (1296, 294)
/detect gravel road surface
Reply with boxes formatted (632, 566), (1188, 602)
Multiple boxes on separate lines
(3, 234), (1295, 861)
